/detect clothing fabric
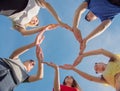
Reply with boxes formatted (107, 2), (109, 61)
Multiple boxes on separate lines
(60, 85), (77, 91)
(0, 58), (29, 91)
(102, 55), (120, 87)
(0, 58), (16, 91)
(2, 58), (29, 84)
(84, 0), (120, 21)
(0, 0), (28, 16)
(9, 0), (42, 29)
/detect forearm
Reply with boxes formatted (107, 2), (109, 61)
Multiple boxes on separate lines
(82, 49), (104, 57)
(73, 2), (87, 28)
(36, 61), (44, 79)
(18, 26), (46, 36)
(72, 68), (93, 81)
(83, 48), (115, 58)
(43, 1), (61, 24)
(28, 62), (43, 82)
(84, 20), (111, 43)
(72, 68), (106, 83)
(73, 55), (83, 66)
(54, 67), (60, 91)
(10, 42), (35, 59)
(73, 49), (104, 66)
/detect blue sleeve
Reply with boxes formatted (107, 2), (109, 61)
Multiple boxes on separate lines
(84, 0), (90, 3)
(100, 16), (114, 21)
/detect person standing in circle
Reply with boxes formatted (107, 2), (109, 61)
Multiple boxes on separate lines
(0, 0), (70, 36)
(72, 0), (120, 54)
(44, 62), (82, 91)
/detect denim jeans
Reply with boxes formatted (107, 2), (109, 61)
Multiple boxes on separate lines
(0, 59), (16, 91)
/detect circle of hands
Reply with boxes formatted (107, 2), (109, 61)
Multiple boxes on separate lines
(35, 23), (86, 70)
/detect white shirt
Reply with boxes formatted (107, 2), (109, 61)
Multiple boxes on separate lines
(9, 0), (43, 28)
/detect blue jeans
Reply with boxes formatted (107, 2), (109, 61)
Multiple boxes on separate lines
(0, 59), (16, 91)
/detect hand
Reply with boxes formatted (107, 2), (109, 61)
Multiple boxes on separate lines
(43, 62), (58, 69)
(44, 24), (59, 31)
(72, 27), (82, 43)
(59, 64), (74, 70)
(36, 45), (44, 62)
(73, 54), (83, 66)
(80, 39), (86, 54)
(34, 31), (45, 45)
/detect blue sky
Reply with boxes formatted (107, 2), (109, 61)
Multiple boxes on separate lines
(0, 0), (120, 91)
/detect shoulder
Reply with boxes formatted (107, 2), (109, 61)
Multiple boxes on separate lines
(84, 0), (90, 3)
(35, 0), (46, 8)
(13, 22), (25, 29)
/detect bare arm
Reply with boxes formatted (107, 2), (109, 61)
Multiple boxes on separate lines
(14, 24), (59, 36)
(28, 45), (44, 82)
(60, 64), (107, 84)
(39, 0), (73, 31)
(44, 62), (60, 91)
(9, 31), (44, 59)
(73, 2), (88, 28)
(84, 20), (112, 43)
(9, 42), (35, 59)
(72, 2), (88, 43)
(39, 0), (62, 24)
(73, 67), (107, 84)
(73, 48), (116, 66)
(80, 20), (112, 54)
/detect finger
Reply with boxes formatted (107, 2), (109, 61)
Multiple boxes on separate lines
(43, 62), (50, 65)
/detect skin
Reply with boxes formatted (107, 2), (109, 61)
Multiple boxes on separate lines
(72, 1), (112, 54)
(64, 76), (74, 87)
(13, 0), (72, 36)
(60, 48), (120, 91)
(9, 30), (45, 82)
(44, 62), (80, 91)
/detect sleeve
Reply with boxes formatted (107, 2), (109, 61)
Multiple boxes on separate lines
(100, 16), (114, 21)
(23, 76), (30, 83)
(35, 0), (45, 8)
(84, 0), (90, 3)
(12, 21), (25, 30)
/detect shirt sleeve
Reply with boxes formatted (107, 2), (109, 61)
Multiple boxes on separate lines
(12, 21), (25, 30)
(23, 76), (30, 83)
(84, 0), (90, 3)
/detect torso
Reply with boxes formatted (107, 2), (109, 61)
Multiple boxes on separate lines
(9, 0), (42, 28)
(102, 55), (120, 87)
(87, 0), (120, 21)
(60, 85), (77, 91)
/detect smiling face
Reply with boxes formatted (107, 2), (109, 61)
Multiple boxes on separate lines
(94, 62), (106, 74)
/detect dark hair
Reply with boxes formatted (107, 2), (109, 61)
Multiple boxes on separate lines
(29, 59), (35, 62)
(23, 59), (35, 65)
(63, 76), (81, 90)
(95, 63), (98, 74)
(108, 0), (120, 6)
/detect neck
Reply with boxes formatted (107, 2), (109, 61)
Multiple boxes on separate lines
(24, 65), (28, 72)
(65, 83), (72, 87)
(103, 64), (107, 71)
